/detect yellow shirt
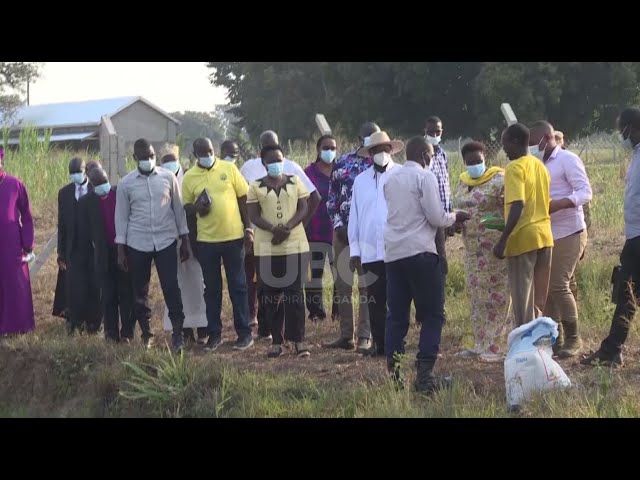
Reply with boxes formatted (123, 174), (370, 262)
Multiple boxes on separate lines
(181, 161), (248, 243)
(504, 155), (554, 257)
(247, 175), (310, 257)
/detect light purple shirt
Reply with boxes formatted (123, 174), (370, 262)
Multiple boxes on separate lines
(544, 146), (592, 240)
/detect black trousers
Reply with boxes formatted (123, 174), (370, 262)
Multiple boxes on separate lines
(127, 241), (184, 338)
(257, 254), (306, 345)
(601, 237), (640, 355)
(362, 261), (387, 352)
(66, 251), (101, 333)
(102, 246), (135, 340)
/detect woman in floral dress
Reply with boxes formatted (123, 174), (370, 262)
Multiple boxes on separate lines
(453, 141), (511, 362)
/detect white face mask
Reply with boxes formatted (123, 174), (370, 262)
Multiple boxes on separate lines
(138, 159), (156, 172)
(426, 135), (441, 146)
(363, 136), (372, 147)
(223, 156), (237, 164)
(529, 140), (547, 160)
(199, 156), (215, 168)
(373, 152), (392, 167)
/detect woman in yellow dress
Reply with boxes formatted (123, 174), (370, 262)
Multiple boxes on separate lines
(247, 144), (311, 359)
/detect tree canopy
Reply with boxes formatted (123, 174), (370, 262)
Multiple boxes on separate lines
(208, 62), (640, 142)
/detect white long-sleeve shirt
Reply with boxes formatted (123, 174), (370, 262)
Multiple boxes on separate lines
(545, 146), (592, 240)
(348, 162), (397, 264)
(383, 161), (456, 263)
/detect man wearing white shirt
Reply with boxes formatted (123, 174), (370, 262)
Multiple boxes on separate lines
(529, 121), (592, 358)
(240, 130), (320, 337)
(348, 131), (401, 357)
(384, 136), (470, 392)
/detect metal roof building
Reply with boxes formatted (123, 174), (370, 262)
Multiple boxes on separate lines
(3, 96), (180, 152)
(2, 96), (180, 183)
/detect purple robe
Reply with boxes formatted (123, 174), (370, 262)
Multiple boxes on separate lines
(0, 172), (35, 335)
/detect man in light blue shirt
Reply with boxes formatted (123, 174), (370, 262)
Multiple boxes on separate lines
(582, 107), (640, 367)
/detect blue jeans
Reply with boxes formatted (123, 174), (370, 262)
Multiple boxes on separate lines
(196, 239), (251, 339)
(385, 252), (445, 362)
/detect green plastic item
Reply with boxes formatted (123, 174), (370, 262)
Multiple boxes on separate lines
(480, 214), (505, 231)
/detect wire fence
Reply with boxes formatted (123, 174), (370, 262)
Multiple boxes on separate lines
(441, 133), (627, 167)
(283, 132), (627, 170)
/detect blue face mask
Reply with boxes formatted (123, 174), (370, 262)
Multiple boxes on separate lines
(138, 159), (156, 172)
(320, 150), (336, 163)
(529, 139), (547, 160)
(94, 183), (111, 197)
(162, 161), (180, 174)
(199, 156), (215, 168)
(466, 162), (486, 179)
(267, 162), (284, 177)
(70, 172), (86, 185)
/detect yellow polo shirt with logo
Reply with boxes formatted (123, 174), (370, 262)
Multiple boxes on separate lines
(504, 154), (554, 257)
(181, 160), (248, 243)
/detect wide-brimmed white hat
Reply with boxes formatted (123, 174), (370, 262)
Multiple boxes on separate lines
(357, 131), (404, 157)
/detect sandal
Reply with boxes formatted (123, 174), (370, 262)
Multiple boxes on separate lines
(267, 345), (284, 358)
(295, 342), (311, 358)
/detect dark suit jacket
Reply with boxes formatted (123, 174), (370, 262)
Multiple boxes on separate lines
(57, 182), (82, 261)
(77, 188), (117, 277)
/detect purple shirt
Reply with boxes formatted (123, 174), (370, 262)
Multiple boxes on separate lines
(99, 189), (117, 247)
(304, 161), (333, 244)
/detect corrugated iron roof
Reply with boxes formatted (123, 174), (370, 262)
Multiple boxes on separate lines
(6, 131), (98, 145)
(2, 96), (180, 129)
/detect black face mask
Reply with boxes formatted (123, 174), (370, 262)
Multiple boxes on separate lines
(373, 162), (388, 174)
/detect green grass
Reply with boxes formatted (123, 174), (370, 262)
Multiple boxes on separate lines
(0, 136), (636, 418)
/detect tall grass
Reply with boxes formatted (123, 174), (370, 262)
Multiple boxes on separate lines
(2, 126), (100, 207)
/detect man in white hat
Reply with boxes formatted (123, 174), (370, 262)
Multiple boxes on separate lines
(348, 131), (403, 357)
(324, 122), (381, 352)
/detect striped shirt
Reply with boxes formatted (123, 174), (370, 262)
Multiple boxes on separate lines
(429, 145), (452, 213)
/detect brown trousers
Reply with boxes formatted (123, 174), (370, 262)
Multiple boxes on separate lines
(507, 247), (553, 326)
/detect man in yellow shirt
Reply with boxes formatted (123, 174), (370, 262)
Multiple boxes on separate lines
(181, 137), (254, 352)
(493, 123), (554, 326)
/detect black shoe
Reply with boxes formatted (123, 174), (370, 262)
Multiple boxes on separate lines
(580, 350), (623, 367)
(308, 312), (326, 323)
(183, 330), (196, 345)
(204, 335), (223, 352)
(323, 337), (355, 350)
(362, 344), (384, 357)
(415, 360), (452, 395)
(233, 336), (255, 351)
(387, 358), (404, 389)
(267, 344), (284, 358)
(172, 332), (184, 354)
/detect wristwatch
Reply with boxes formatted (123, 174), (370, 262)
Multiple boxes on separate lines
(245, 227), (254, 235)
